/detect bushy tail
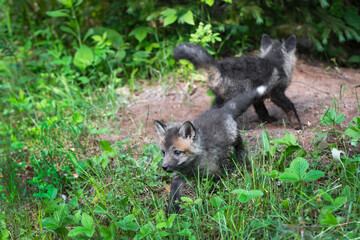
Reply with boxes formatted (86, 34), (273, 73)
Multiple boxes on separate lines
(224, 86), (267, 119)
(174, 43), (218, 69)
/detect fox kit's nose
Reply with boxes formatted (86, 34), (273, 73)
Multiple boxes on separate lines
(162, 164), (173, 173)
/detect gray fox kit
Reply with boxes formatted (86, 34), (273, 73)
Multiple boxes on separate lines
(154, 86), (266, 214)
(174, 34), (301, 129)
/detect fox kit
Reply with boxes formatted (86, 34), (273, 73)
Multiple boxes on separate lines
(174, 34), (301, 129)
(154, 86), (266, 214)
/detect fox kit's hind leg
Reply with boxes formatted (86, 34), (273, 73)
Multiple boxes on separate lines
(167, 174), (186, 214)
(235, 135), (250, 168)
(270, 89), (302, 129)
(253, 100), (278, 123)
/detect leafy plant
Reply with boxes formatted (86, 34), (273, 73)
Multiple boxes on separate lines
(231, 189), (264, 203)
(277, 157), (325, 183)
(345, 116), (360, 146)
(262, 131), (307, 169)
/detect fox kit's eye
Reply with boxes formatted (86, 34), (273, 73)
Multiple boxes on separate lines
(161, 150), (165, 156)
(173, 150), (182, 156)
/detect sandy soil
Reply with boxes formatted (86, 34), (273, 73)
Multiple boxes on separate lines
(100, 60), (360, 153)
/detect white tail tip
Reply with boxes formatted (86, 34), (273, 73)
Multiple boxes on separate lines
(256, 86), (267, 95)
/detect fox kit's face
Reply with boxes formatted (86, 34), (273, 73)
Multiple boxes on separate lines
(260, 34), (297, 78)
(154, 121), (197, 173)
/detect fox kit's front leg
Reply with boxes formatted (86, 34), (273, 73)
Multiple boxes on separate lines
(167, 174), (186, 214)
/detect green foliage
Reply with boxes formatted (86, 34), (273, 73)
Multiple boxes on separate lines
(278, 157), (325, 183)
(261, 131), (307, 169)
(345, 116), (360, 146)
(68, 213), (95, 238)
(189, 22), (222, 48)
(231, 189), (264, 203)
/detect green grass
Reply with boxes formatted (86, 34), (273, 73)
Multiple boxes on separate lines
(1, 76), (360, 239)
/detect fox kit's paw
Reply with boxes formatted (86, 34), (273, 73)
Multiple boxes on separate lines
(286, 110), (302, 130)
(261, 115), (278, 123)
(292, 122), (303, 130)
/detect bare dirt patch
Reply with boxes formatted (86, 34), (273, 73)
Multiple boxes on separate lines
(101, 60), (360, 153)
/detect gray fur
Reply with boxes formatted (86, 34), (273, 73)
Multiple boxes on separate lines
(154, 86), (266, 214)
(174, 34), (301, 129)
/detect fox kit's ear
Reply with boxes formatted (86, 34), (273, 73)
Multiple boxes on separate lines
(261, 34), (272, 52)
(178, 121), (196, 140)
(154, 120), (167, 138)
(284, 35), (296, 52)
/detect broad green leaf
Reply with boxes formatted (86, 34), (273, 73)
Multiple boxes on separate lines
(167, 214), (176, 228)
(335, 113), (345, 124)
(156, 222), (167, 229)
(60, 25), (77, 38)
(100, 140), (113, 152)
(72, 112), (83, 124)
(178, 11), (195, 25)
(290, 157), (309, 180)
(210, 196), (223, 208)
(158, 231), (169, 237)
(261, 130), (270, 152)
(319, 208), (338, 226)
(348, 55), (360, 63)
(73, 210), (81, 224)
(278, 171), (299, 182)
(92, 27), (124, 49)
(181, 196), (193, 203)
(202, 0), (215, 6)
(129, 27), (153, 42)
(68, 226), (88, 237)
(46, 10), (70, 18)
(57, 0), (73, 8)
(161, 9), (178, 26)
(231, 189), (263, 203)
(44, 198), (63, 213)
(333, 196), (347, 208)
(101, 154), (109, 169)
(99, 224), (116, 240)
(48, 187), (58, 200)
(319, 0), (329, 8)
(271, 133), (297, 146)
(263, 170), (279, 178)
(81, 213), (94, 231)
(303, 170), (324, 181)
(42, 217), (60, 230)
(285, 134), (297, 146)
(341, 185), (351, 198)
(139, 223), (153, 236)
(345, 117), (360, 146)
(73, 45), (94, 71)
(344, 11), (360, 30)
(118, 215), (139, 231)
(318, 189), (333, 203)
(281, 199), (289, 209)
(94, 205), (108, 214)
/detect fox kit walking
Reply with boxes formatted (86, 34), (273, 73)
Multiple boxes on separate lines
(154, 86), (266, 214)
(174, 34), (301, 129)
